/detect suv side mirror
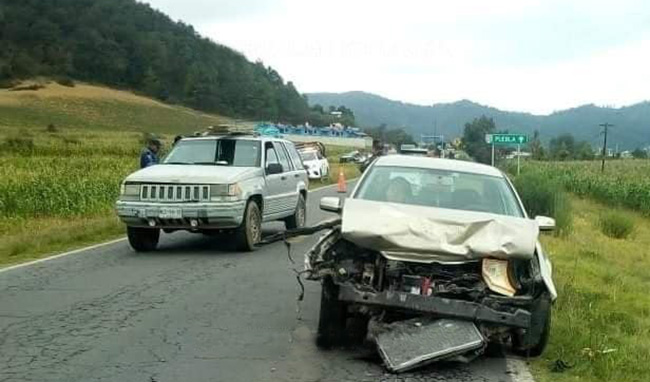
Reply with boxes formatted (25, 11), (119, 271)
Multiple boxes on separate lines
(320, 197), (342, 213)
(535, 216), (556, 231)
(266, 163), (283, 175)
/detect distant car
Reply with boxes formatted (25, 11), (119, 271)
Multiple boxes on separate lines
(339, 150), (360, 163)
(116, 134), (308, 252)
(306, 155), (557, 369)
(300, 149), (330, 180)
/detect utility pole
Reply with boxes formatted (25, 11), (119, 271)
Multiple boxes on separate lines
(600, 123), (613, 172)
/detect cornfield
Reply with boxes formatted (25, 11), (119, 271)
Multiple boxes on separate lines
(519, 160), (650, 214)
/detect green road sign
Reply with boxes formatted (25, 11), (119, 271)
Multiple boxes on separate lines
(486, 134), (528, 145)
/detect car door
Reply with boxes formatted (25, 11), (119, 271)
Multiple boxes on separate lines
(272, 141), (299, 216)
(282, 141), (309, 191)
(263, 141), (285, 219)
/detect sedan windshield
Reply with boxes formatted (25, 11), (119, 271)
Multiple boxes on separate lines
(164, 139), (261, 167)
(355, 165), (523, 217)
(299, 151), (318, 162)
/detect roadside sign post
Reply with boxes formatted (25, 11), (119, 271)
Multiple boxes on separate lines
(484, 133), (528, 168)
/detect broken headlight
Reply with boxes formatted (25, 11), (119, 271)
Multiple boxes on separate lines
(482, 258), (516, 297)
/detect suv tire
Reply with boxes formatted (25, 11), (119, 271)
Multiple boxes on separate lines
(285, 194), (306, 230)
(236, 200), (261, 251)
(316, 277), (348, 349)
(127, 226), (160, 252)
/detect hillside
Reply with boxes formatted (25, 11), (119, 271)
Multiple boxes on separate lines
(0, 0), (311, 122)
(0, 81), (231, 136)
(307, 91), (650, 149)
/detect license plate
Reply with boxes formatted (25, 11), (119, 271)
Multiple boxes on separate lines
(159, 208), (182, 219)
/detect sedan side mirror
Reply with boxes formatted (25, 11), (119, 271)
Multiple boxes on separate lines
(266, 163), (283, 175)
(535, 216), (556, 231)
(320, 196), (342, 213)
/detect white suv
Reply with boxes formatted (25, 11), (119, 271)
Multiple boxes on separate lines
(116, 134), (309, 252)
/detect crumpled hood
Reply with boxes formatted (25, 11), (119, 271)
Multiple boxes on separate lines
(303, 159), (321, 169)
(341, 199), (539, 263)
(125, 165), (261, 184)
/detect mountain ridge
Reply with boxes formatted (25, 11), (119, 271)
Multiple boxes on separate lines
(306, 91), (650, 149)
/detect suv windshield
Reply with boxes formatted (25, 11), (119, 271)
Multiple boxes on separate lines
(164, 139), (261, 167)
(355, 165), (523, 217)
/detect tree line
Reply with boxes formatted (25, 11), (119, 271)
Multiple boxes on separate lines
(0, 0), (345, 124)
(461, 116), (648, 164)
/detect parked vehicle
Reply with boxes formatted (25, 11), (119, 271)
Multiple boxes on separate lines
(299, 148), (330, 180)
(115, 134), (308, 252)
(304, 155), (557, 371)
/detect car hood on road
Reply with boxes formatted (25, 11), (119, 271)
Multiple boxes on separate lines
(341, 199), (539, 263)
(125, 164), (261, 184)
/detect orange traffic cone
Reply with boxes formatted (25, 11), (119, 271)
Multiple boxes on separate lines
(337, 166), (347, 193)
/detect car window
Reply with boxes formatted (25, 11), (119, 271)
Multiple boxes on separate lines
(265, 142), (279, 166)
(354, 165), (523, 217)
(273, 141), (292, 171)
(285, 143), (304, 170)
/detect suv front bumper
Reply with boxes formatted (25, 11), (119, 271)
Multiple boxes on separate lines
(115, 200), (246, 229)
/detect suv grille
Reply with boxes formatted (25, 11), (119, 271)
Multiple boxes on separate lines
(140, 184), (210, 202)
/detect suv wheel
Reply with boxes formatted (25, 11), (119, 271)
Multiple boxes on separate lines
(512, 293), (552, 357)
(127, 226), (160, 252)
(316, 277), (348, 349)
(285, 194), (306, 230)
(236, 200), (261, 251)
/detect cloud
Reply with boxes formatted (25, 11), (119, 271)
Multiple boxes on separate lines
(143, 0), (650, 113)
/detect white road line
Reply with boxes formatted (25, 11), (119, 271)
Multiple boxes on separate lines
(0, 237), (127, 274)
(0, 179), (358, 273)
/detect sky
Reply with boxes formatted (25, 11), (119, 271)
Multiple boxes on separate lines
(142, 0), (650, 115)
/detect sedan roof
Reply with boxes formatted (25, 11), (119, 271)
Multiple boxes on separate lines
(373, 155), (503, 177)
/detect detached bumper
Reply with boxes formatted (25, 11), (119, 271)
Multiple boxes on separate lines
(338, 284), (531, 329)
(115, 200), (246, 229)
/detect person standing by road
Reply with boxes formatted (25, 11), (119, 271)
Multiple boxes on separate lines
(140, 137), (161, 168)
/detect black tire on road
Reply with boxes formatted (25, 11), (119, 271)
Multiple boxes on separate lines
(127, 226), (160, 252)
(513, 293), (552, 357)
(236, 200), (262, 251)
(285, 194), (306, 230)
(316, 277), (348, 349)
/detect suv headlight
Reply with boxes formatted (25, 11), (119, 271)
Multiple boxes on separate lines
(210, 183), (242, 200)
(482, 258), (516, 297)
(120, 182), (141, 201)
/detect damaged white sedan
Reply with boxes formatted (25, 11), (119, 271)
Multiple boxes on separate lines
(305, 155), (557, 372)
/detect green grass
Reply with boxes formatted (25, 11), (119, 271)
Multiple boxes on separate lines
(598, 211), (635, 239)
(531, 197), (650, 382)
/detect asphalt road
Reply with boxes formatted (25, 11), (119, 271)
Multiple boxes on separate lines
(0, 184), (535, 382)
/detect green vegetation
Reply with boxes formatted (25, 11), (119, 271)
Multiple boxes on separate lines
(598, 212), (635, 239)
(462, 116), (496, 164)
(513, 171), (573, 235)
(512, 160), (650, 382)
(0, 0), (340, 123)
(518, 160), (650, 215)
(532, 197), (650, 382)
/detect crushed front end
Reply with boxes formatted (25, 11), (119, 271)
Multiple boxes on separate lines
(305, 225), (552, 372)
